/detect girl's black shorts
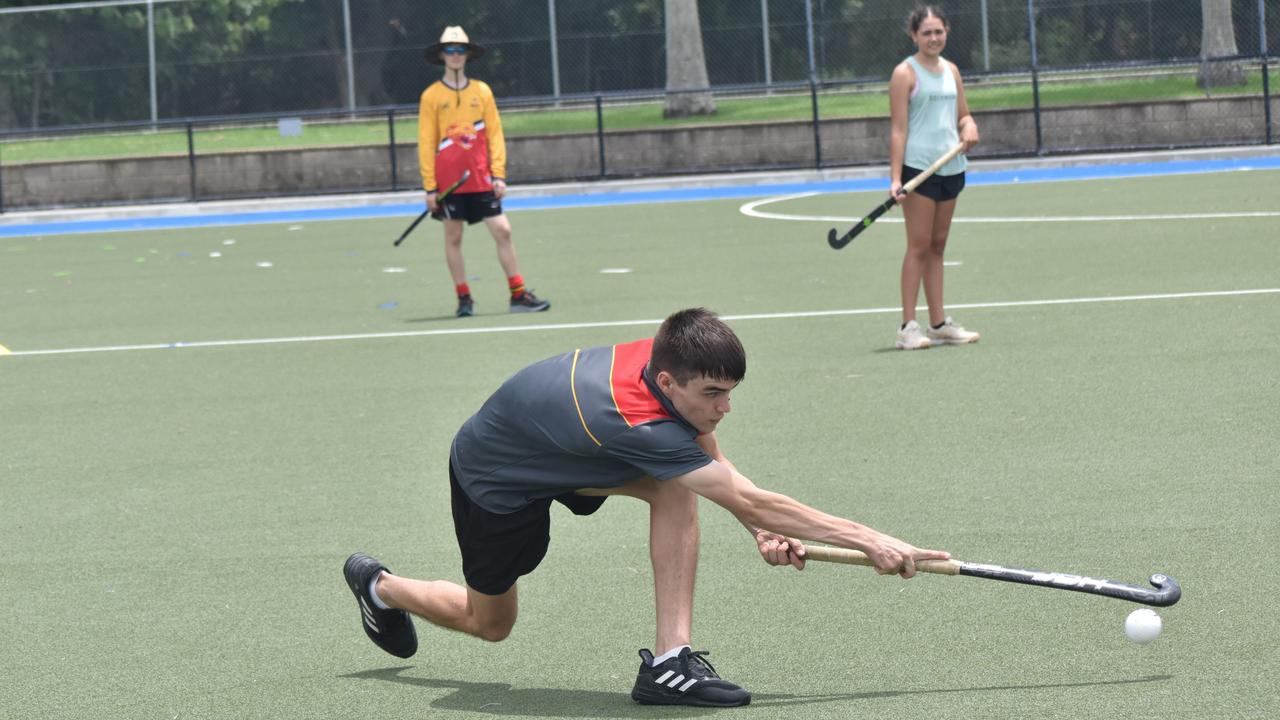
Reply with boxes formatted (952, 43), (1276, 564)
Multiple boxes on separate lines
(901, 165), (966, 202)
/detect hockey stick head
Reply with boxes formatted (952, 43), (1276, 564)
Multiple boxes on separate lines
(828, 216), (875, 249)
(1142, 574), (1181, 607)
(829, 198), (896, 250)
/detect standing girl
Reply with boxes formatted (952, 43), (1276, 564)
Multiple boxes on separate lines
(889, 6), (981, 349)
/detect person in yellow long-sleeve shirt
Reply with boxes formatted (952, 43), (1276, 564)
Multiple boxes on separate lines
(419, 26), (550, 317)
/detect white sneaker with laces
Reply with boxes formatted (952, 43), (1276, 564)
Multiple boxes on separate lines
(926, 317), (980, 345)
(896, 320), (932, 350)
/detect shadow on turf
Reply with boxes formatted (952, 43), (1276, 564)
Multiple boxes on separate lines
(403, 314), (466, 322)
(341, 666), (1172, 717)
(869, 344), (972, 354)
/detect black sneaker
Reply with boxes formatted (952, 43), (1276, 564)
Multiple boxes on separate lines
(456, 295), (474, 317)
(342, 553), (418, 658)
(630, 648), (751, 707)
(509, 289), (550, 313)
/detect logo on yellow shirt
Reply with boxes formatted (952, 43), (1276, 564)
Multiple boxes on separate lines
(444, 122), (478, 149)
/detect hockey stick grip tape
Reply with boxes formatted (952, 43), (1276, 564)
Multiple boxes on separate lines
(805, 546), (962, 575)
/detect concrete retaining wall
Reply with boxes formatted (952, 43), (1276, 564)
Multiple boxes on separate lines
(2, 95), (1275, 210)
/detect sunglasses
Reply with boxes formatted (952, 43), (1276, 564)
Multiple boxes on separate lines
(442, 45), (468, 56)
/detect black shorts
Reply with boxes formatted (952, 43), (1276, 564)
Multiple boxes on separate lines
(433, 190), (503, 225)
(901, 165), (966, 202)
(449, 462), (607, 595)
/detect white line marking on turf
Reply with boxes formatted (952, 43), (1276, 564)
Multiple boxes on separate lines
(738, 195), (1280, 224)
(3, 288), (1277, 358)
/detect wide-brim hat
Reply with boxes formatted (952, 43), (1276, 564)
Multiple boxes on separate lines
(425, 26), (486, 64)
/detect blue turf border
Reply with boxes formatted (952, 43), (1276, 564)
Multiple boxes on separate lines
(2, 154), (1278, 239)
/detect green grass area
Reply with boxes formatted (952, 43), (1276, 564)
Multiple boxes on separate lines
(2, 168), (1279, 719)
(0, 71), (1268, 165)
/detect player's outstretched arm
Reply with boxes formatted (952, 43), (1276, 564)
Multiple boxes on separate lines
(695, 433), (806, 570)
(674, 460), (949, 578)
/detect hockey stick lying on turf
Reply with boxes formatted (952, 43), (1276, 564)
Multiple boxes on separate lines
(827, 142), (966, 250)
(392, 169), (472, 247)
(805, 546), (1181, 607)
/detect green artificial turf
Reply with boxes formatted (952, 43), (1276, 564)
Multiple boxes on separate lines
(2, 167), (1278, 719)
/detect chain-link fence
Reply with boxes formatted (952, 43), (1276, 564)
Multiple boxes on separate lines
(0, 0), (1276, 210)
(5, 0), (1275, 127)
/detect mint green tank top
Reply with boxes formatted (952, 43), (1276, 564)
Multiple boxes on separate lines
(904, 56), (967, 176)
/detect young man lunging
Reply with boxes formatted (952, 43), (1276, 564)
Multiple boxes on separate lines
(344, 308), (948, 707)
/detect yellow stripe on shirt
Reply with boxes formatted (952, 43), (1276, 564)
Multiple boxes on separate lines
(570, 348), (603, 446)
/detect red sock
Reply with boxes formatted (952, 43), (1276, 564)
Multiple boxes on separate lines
(455, 282), (471, 298)
(507, 274), (525, 298)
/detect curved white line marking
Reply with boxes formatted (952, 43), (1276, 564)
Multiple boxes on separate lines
(739, 194), (1280, 224)
(739, 193), (854, 222)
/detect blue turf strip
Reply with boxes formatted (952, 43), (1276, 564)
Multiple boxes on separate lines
(2, 154), (1278, 239)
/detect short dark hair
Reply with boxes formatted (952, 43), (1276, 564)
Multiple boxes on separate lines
(649, 308), (746, 385)
(907, 5), (948, 34)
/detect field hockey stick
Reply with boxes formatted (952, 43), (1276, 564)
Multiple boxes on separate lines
(392, 169), (471, 246)
(805, 546), (1181, 607)
(827, 142), (966, 250)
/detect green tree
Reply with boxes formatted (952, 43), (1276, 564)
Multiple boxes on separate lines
(0, 3), (148, 128)
(150, 0), (305, 117)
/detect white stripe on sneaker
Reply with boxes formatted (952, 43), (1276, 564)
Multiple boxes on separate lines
(678, 678), (698, 692)
(655, 670), (674, 684)
(667, 674), (686, 689)
(359, 598), (379, 631)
